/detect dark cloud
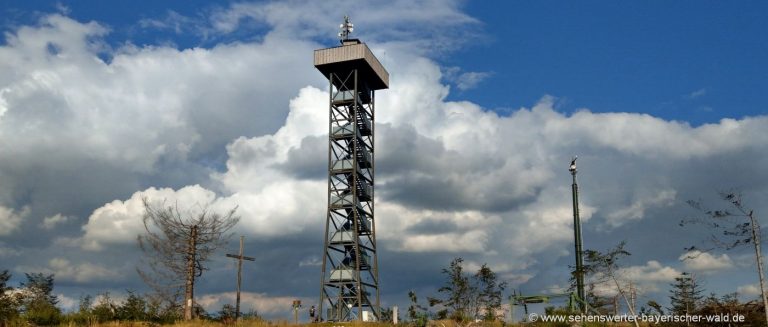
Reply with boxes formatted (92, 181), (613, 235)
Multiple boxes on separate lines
(275, 135), (327, 180)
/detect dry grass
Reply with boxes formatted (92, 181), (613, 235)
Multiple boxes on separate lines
(57, 320), (638, 327)
(73, 322), (403, 327)
(54, 322), (646, 327)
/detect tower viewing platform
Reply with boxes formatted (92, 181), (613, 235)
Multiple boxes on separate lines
(314, 39), (389, 91)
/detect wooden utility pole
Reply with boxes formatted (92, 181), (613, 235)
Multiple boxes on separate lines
(747, 210), (768, 325)
(184, 225), (198, 320)
(226, 236), (255, 320)
(629, 281), (636, 315)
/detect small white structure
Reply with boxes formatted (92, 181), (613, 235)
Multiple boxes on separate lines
(362, 310), (376, 322)
(393, 306), (399, 324)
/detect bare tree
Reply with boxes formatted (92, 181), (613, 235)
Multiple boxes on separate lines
(583, 241), (640, 327)
(137, 197), (239, 320)
(683, 190), (768, 324)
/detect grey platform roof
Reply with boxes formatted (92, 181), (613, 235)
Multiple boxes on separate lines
(314, 40), (389, 90)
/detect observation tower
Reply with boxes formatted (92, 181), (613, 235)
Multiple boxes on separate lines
(314, 16), (389, 322)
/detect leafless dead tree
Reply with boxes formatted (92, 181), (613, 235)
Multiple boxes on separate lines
(683, 190), (768, 325)
(137, 197), (239, 320)
(583, 241), (640, 327)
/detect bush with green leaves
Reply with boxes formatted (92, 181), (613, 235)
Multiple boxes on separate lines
(18, 273), (61, 325)
(117, 290), (148, 321)
(22, 299), (61, 326)
(0, 270), (20, 323)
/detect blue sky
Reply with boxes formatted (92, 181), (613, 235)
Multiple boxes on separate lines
(458, 1), (768, 124)
(1, 0), (767, 321)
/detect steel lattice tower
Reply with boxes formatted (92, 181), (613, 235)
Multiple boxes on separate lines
(314, 17), (388, 322)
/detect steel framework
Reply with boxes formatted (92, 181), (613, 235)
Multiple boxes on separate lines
(314, 37), (388, 322)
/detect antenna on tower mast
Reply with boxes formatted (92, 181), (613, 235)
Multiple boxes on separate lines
(338, 15), (354, 43)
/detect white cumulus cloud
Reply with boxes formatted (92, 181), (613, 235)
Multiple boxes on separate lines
(737, 284), (761, 297)
(80, 185), (220, 250)
(680, 250), (734, 272)
(40, 213), (71, 230)
(17, 257), (121, 283)
(197, 292), (309, 316)
(0, 205), (30, 236)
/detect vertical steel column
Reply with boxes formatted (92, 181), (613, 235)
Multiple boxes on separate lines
(370, 90), (380, 316)
(318, 73), (334, 322)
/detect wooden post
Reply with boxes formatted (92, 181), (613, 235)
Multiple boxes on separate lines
(747, 210), (768, 325)
(292, 300), (302, 324)
(226, 236), (255, 320)
(393, 306), (398, 324)
(629, 281), (636, 315)
(184, 225), (198, 320)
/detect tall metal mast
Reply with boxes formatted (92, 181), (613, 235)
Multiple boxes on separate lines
(314, 16), (389, 322)
(570, 156), (586, 312)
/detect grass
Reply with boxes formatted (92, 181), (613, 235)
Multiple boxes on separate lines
(51, 321), (491, 327)
(51, 320), (402, 327)
(6, 318), (648, 327)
